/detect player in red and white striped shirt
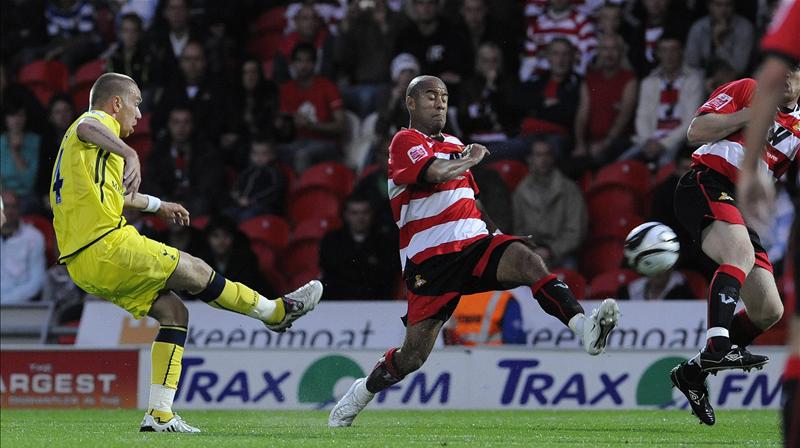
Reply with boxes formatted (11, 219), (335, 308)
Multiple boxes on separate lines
(329, 75), (620, 427)
(520, 0), (597, 80)
(670, 66), (800, 426)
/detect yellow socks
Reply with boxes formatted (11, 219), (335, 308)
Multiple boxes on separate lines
(148, 325), (187, 422)
(189, 271), (285, 324)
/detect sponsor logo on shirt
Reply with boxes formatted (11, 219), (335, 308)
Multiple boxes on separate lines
(704, 93), (733, 111)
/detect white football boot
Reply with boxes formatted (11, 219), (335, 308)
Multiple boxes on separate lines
(583, 298), (620, 355)
(266, 280), (323, 333)
(139, 413), (201, 433)
(328, 377), (374, 427)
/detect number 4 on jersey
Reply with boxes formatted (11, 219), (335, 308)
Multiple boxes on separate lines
(52, 147), (65, 204)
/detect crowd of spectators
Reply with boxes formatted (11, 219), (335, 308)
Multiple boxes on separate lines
(0, 0), (795, 315)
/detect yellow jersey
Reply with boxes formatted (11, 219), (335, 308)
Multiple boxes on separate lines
(50, 110), (127, 263)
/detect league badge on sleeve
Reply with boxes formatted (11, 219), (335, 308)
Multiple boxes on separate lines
(407, 145), (427, 164)
(703, 93), (733, 111)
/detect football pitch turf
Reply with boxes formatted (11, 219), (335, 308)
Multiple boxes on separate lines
(0, 409), (783, 447)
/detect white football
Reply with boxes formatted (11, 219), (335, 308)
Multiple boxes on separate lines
(623, 222), (680, 275)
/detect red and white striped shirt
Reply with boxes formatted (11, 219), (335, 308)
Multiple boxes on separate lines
(692, 78), (800, 182)
(520, 7), (596, 80)
(388, 128), (488, 271)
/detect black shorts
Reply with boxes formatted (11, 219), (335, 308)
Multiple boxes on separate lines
(674, 165), (773, 273)
(401, 235), (520, 326)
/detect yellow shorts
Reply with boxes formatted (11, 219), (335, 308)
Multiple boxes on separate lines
(66, 225), (180, 319)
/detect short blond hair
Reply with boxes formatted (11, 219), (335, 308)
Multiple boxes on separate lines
(89, 73), (136, 108)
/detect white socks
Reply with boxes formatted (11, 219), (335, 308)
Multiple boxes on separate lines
(148, 384), (176, 412)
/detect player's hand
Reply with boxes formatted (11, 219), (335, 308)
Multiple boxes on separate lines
(123, 152), (142, 195)
(156, 201), (191, 226)
(737, 169), (775, 230)
(464, 143), (490, 165)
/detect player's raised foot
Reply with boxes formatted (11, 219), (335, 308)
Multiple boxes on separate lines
(583, 298), (620, 355)
(266, 280), (323, 333)
(670, 363), (715, 426)
(139, 413), (201, 433)
(329, 377), (374, 427)
(699, 346), (769, 373)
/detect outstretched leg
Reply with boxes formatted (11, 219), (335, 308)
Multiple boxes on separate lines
(496, 242), (619, 355)
(329, 318), (443, 427)
(139, 291), (200, 433)
(166, 251), (321, 331)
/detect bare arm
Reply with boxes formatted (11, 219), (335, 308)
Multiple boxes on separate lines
(76, 117), (141, 194)
(124, 192), (191, 226)
(123, 192), (148, 210)
(422, 144), (490, 184)
(686, 109), (751, 146)
(476, 198), (499, 234)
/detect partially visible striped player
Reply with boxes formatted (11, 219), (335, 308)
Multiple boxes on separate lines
(669, 2), (800, 425)
(328, 75), (620, 427)
(737, 1), (800, 445)
(50, 73), (322, 433)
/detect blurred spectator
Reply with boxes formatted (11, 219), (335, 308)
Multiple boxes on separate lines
(513, 138), (587, 268)
(457, 42), (517, 147)
(335, 0), (399, 117)
(43, 0), (100, 69)
(353, 136), (395, 234)
(573, 34), (638, 165)
(202, 215), (273, 297)
(0, 191), (45, 304)
(226, 138), (287, 222)
(444, 290), (525, 345)
(278, 43), (346, 172)
(684, 0), (754, 75)
(627, 0), (690, 78)
(0, 64), (46, 129)
(38, 94), (75, 201)
(43, 261), (83, 304)
(617, 268), (695, 300)
(375, 53), (421, 136)
(594, 2), (635, 38)
(123, 208), (166, 241)
(273, 3), (336, 85)
(319, 194), (400, 300)
(1, 99), (42, 213)
(515, 38), (582, 148)
(622, 34), (703, 168)
(153, 40), (229, 141)
(519, 0), (596, 81)
(103, 13), (157, 98)
(703, 57), (738, 95)
(116, 0), (160, 30)
(393, 0), (472, 87)
(150, 0), (200, 81)
(459, 0), (520, 77)
(164, 219), (208, 255)
(145, 107), (226, 215)
(202, 5), (243, 81)
(224, 57), (281, 164)
(761, 185), (795, 275)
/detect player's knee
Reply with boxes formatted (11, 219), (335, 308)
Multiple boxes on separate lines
(723, 244), (755, 274)
(153, 293), (189, 326)
(754, 301), (783, 329)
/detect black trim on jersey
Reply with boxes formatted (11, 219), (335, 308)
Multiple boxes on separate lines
(99, 152), (110, 202)
(94, 149), (103, 183)
(416, 157), (437, 184)
(57, 217), (124, 264)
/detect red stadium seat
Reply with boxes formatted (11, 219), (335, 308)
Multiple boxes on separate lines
(292, 216), (342, 242)
(141, 215), (168, 233)
(653, 162), (676, 188)
(21, 214), (56, 265)
(295, 161), (355, 199)
(588, 269), (639, 299)
(681, 270), (708, 300)
(71, 59), (106, 111)
(239, 214), (290, 251)
(18, 60), (70, 106)
(581, 239), (626, 279)
(591, 160), (651, 193)
(191, 214), (210, 230)
(551, 268), (587, 299)
(251, 242), (277, 272)
(288, 188), (341, 224)
(284, 240), (320, 278)
(253, 6), (288, 34)
(590, 212), (644, 240)
(247, 33), (284, 62)
(587, 187), (640, 224)
(485, 160), (529, 192)
(263, 266), (288, 295)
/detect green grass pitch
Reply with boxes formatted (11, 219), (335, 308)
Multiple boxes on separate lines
(0, 409), (783, 447)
